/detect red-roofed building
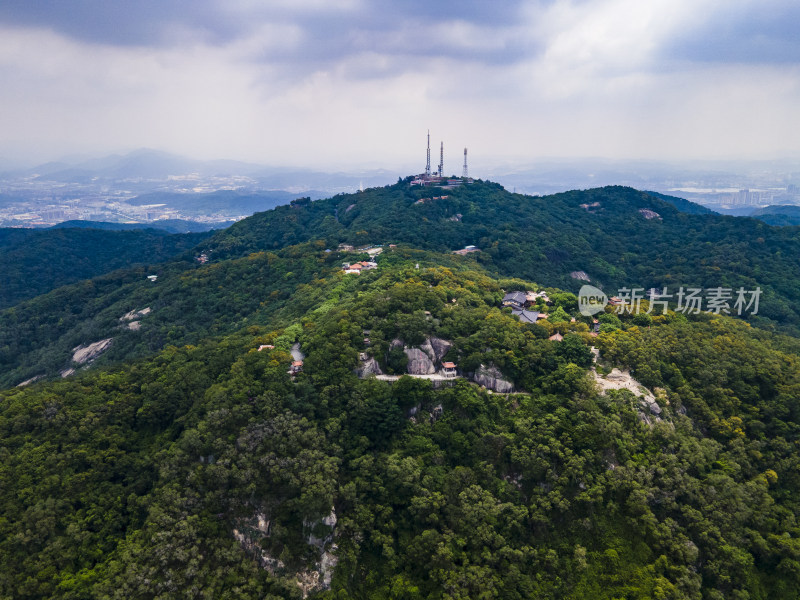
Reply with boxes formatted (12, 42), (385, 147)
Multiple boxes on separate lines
(344, 264), (363, 274)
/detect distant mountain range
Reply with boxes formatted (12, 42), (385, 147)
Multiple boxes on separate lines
(0, 148), (400, 193)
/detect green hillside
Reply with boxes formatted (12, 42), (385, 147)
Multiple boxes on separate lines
(0, 227), (212, 309)
(750, 205), (800, 227)
(4, 180), (800, 598)
(2, 252), (800, 599)
(644, 191), (714, 215)
(0, 241), (342, 388)
(203, 180), (800, 333)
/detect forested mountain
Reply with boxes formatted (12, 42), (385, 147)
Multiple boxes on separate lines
(203, 180), (800, 333)
(4, 179), (800, 598)
(0, 242), (346, 389)
(749, 205), (800, 227)
(3, 249), (800, 598)
(644, 191), (714, 215)
(0, 227), (211, 309)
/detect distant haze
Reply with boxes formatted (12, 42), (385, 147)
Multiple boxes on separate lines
(1, 1), (800, 169)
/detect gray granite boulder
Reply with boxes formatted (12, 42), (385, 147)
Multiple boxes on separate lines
(473, 364), (514, 393)
(405, 348), (435, 374)
(356, 357), (383, 377)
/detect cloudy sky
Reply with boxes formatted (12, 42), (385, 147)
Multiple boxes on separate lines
(1, 0), (799, 170)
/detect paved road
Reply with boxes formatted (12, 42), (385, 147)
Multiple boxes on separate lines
(374, 373), (460, 382)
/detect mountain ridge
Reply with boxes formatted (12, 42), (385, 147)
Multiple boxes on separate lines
(201, 179), (800, 332)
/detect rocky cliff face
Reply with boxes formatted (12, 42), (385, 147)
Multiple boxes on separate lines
(404, 347), (435, 374)
(473, 364), (514, 393)
(388, 337), (453, 376)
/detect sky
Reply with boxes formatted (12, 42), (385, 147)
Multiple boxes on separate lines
(1, 0), (799, 170)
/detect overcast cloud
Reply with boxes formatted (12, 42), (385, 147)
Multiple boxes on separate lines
(1, 0), (799, 170)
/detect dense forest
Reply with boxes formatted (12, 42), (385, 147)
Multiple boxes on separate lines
(3, 179), (800, 598)
(201, 180), (800, 334)
(0, 227), (211, 309)
(3, 252), (800, 598)
(0, 241), (346, 389)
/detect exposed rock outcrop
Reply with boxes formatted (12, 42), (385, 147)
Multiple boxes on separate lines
(473, 364), (514, 393)
(419, 338), (436, 362)
(72, 338), (113, 365)
(232, 526), (285, 573)
(16, 375), (43, 388)
(299, 508), (339, 597)
(580, 201), (601, 212)
(639, 208), (662, 220)
(120, 307), (151, 321)
(356, 357), (383, 377)
(428, 336), (452, 362)
(383, 337), (453, 377)
(570, 270), (591, 282)
(404, 348), (435, 375)
(593, 367), (663, 423)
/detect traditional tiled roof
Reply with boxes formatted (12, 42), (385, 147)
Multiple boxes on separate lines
(511, 308), (540, 323)
(503, 291), (528, 306)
